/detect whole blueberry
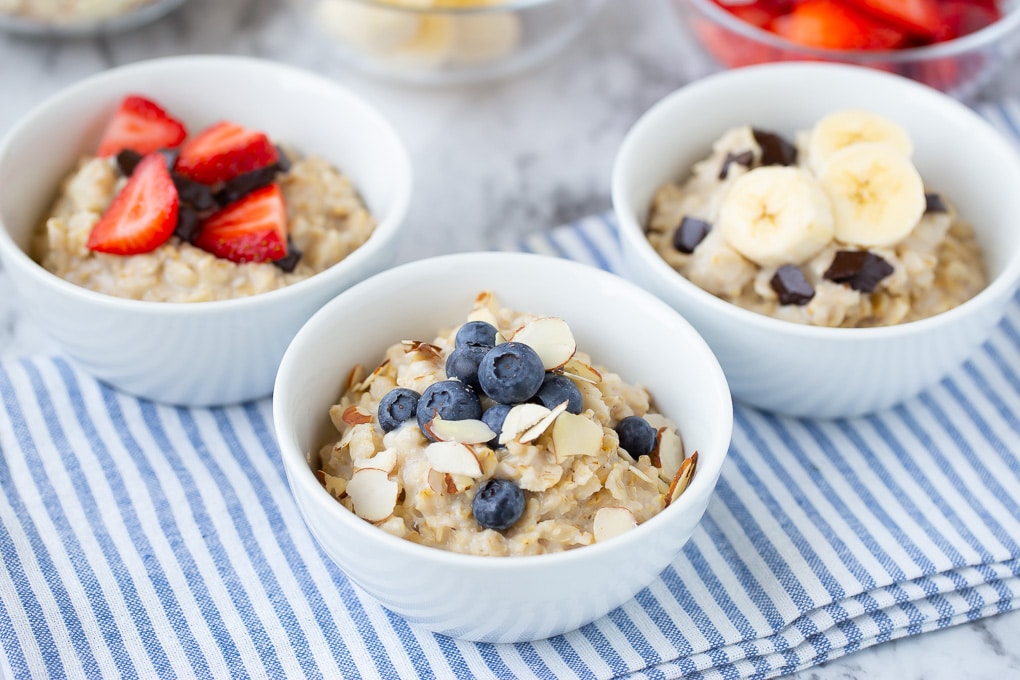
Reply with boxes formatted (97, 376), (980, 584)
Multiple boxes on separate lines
(472, 478), (526, 531)
(377, 388), (420, 432)
(615, 416), (658, 459)
(445, 346), (487, 391)
(455, 321), (498, 350)
(478, 342), (545, 404)
(481, 403), (512, 448)
(533, 374), (583, 414)
(416, 380), (482, 439)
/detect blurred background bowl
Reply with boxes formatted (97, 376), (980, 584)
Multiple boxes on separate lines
(673, 0), (1020, 100)
(291, 0), (608, 85)
(0, 0), (188, 37)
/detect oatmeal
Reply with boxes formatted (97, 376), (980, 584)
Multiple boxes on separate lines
(646, 110), (987, 327)
(317, 292), (697, 557)
(0, 0), (159, 23)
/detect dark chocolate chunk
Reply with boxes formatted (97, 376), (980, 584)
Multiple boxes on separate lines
(274, 145), (291, 173)
(672, 216), (712, 254)
(172, 174), (218, 212)
(115, 149), (143, 176)
(824, 250), (894, 293)
(752, 128), (798, 166)
(719, 150), (754, 180)
(770, 265), (815, 305)
(925, 192), (947, 214)
(272, 236), (303, 273)
(215, 165), (279, 207)
(174, 207), (202, 244)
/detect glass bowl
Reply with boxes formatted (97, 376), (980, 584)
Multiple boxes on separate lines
(0, 0), (187, 36)
(673, 0), (1020, 100)
(291, 0), (608, 85)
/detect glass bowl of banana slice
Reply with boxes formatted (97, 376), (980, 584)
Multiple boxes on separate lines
(294, 0), (607, 85)
(612, 62), (1020, 418)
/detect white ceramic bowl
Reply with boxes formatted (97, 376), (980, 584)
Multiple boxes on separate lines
(0, 55), (412, 406)
(612, 62), (1020, 419)
(273, 251), (733, 642)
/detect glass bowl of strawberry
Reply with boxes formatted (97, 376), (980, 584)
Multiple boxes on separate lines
(675, 0), (1020, 100)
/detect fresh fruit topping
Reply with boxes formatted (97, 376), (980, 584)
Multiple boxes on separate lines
(533, 374), (583, 415)
(455, 320), (499, 350)
(378, 387), (421, 432)
(508, 317), (576, 370)
(818, 142), (925, 247)
(925, 192), (948, 214)
(471, 478), (525, 531)
(808, 109), (913, 173)
(481, 403), (512, 448)
(174, 121), (280, 185)
(192, 184), (289, 264)
(843, 0), (941, 38)
(718, 166), (836, 267)
(86, 153), (179, 255)
(719, 150), (755, 180)
(824, 250), (895, 292)
(445, 346), (487, 391)
(771, 0), (908, 50)
(752, 128), (798, 167)
(593, 506), (637, 542)
(615, 416), (657, 459)
(477, 342), (546, 404)
(416, 380), (483, 439)
(771, 264), (816, 305)
(96, 95), (187, 158)
(673, 216), (712, 254)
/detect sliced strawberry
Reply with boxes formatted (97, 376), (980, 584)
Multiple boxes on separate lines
(193, 184), (288, 263)
(713, 0), (793, 28)
(933, 0), (1002, 42)
(87, 153), (179, 255)
(772, 0), (908, 50)
(843, 0), (942, 39)
(174, 121), (279, 186)
(694, 18), (782, 68)
(96, 95), (187, 158)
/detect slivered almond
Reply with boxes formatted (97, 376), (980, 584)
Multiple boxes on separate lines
(342, 405), (372, 426)
(425, 441), (483, 477)
(425, 415), (496, 444)
(353, 359), (390, 392)
(551, 411), (603, 461)
(667, 451), (698, 506)
(557, 357), (602, 385)
(509, 317), (576, 370)
(354, 449), (397, 473)
(427, 468), (446, 493)
(627, 465), (657, 486)
(520, 400), (568, 443)
(347, 468), (398, 522)
(593, 506), (637, 542)
(656, 428), (685, 482)
(499, 403), (552, 445)
(402, 340), (443, 362)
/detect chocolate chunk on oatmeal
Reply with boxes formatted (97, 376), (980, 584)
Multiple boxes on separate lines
(752, 128), (798, 166)
(824, 250), (895, 293)
(672, 216), (712, 254)
(771, 265), (815, 305)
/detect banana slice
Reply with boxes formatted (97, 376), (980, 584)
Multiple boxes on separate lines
(819, 142), (925, 248)
(389, 14), (456, 67)
(315, 0), (422, 54)
(808, 109), (913, 173)
(448, 12), (522, 64)
(718, 166), (836, 268)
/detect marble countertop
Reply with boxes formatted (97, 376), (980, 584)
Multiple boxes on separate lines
(1, 0), (1018, 677)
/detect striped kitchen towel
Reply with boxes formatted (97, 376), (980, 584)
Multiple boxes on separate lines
(2, 103), (1020, 679)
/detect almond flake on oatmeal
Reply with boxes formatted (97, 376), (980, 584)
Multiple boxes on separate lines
(426, 441), (484, 477)
(520, 400), (568, 444)
(316, 470), (349, 499)
(551, 411), (604, 461)
(667, 451), (698, 506)
(342, 405), (373, 426)
(353, 449), (397, 473)
(509, 317), (576, 370)
(345, 364), (366, 393)
(466, 290), (501, 327)
(347, 468), (399, 522)
(593, 506), (637, 542)
(655, 427), (685, 482)
(353, 358), (391, 392)
(557, 357), (602, 384)
(401, 340), (443, 362)
(499, 403), (553, 445)
(424, 414), (497, 444)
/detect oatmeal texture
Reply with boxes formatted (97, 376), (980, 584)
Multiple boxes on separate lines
(318, 295), (688, 557)
(0, 0), (155, 22)
(647, 126), (987, 327)
(33, 154), (376, 302)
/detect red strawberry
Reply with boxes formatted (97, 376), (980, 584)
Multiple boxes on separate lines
(933, 0), (1002, 42)
(87, 153), (179, 254)
(193, 184), (288, 263)
(174, 121), (279, 186)
(713, 0), (793, 28)
(96, 95), (188, 158)
(843, 0), (942, 39)
(772, 0), (908, 50)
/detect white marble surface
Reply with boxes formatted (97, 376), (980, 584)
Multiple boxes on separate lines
(1, 0), (1018, 677)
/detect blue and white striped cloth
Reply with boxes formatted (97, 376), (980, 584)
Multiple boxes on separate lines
(2, 101), (1020, 680)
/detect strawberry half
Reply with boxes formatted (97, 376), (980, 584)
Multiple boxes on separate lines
(772, 0), (908, 50)
(843, 0), (942, 39)
(87, 153), (179, 255)
(174, 121), (279, 186)
(96, 95), (188, 158)
(193, 184), (288, 263)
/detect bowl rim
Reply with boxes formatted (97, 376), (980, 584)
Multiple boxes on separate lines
(684, 0), (1020, 62)
(611, 61), (1020, 341)
(318, 0), (575, 14)
(0, 54), (412, 316)
(0, 0), (187, 35)
(273, 250), (734, 567)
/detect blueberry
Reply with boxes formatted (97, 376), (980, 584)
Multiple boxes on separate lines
(534, 374), (583, 414)
(378, 388), (420, 432)
(477, 342), (545, 404)
(472, 478), (526, 531)
(455, 320), (498, 350)
(445, 346), (487, 391)
(615, 416), (658, 459)
(481, 403), (512, 448)
(416, 380), (482, 439)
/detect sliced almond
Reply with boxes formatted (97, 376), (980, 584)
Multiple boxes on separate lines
(318, 470), (348, 499)
(666, 451), (698, 506)
(509, 317), (576, 370)
(628, 465), (657, 486)
(446, 473), (475, 494)
(347, 468), (399, 522)
(557, 357), (602, 385)
(520, 400), (568, 444)
(551, 411), (603, 462)
(345, 364), (366, 394)
(427, 468), (447, 493)
(424, 415), (496, 444)
(593, 506), (637, 542)
(353, 448), (397, 473)
(656, 428), (685, 482)
(342, 405), (373, 426)
(499, 403), (552, 445)
(402, 340), (443, 362)
(353, 359), (390, 392)
(425, 441), (483, 477)
(467, 290), (502, 327)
